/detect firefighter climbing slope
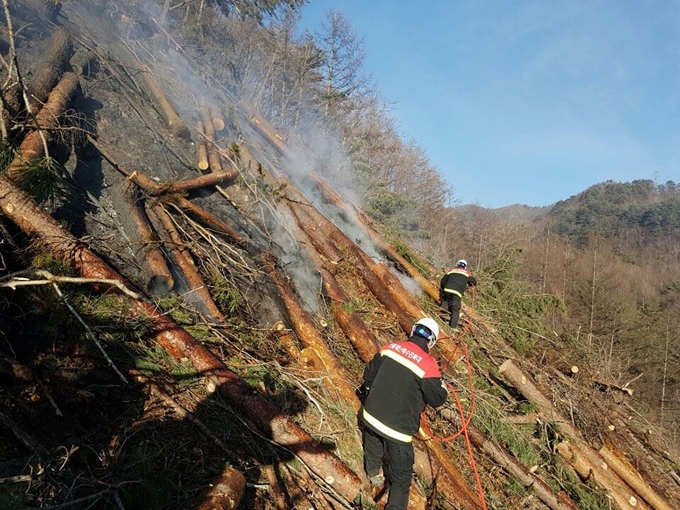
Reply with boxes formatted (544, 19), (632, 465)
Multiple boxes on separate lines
(357, 317), (448, 510)
(439, 259), (477, 329)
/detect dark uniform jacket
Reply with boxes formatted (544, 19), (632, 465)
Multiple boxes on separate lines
(440, 267), (477, 299)
(361, 335), (448, 443)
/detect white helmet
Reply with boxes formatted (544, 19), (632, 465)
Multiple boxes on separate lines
(456, 259), (468, 269)
(411, 317), (440, 348)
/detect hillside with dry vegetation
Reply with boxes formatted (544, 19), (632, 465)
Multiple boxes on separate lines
(0, 1), (679, 509)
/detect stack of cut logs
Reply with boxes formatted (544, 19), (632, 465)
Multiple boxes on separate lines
(0, 6), (677, 510)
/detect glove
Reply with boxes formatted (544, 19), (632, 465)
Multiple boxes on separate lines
(356, 384), (370, 402)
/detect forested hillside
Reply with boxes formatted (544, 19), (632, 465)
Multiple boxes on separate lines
(0, 1), (678, 510)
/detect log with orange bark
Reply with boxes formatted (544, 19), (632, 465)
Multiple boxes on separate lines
(437, 409), (580, 510)
(127, 168), (238, 196)
(161, 194), (250, 250)
(123, 181), (174, 295)
(28, 29), (73, 110)
(500, 359), (652, 510)
(599, 444), (674, 510)
(319, 267), (380, 363)
(0, 176), (365, 504)
(140, 69), (191, 141)
(148, 204), (226, 322)
(263, 252), (360, 407)
(193, 467), (245, 510)
(7, 71), (80, 179)
(557, 441), (649, 510)
(285, 197), (415, 334)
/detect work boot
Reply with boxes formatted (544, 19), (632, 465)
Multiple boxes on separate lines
(369, 473), (385, 488)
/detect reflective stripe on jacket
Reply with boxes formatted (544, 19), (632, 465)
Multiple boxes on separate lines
(440, 267), (476, 299)
(362, 336), (448, 442)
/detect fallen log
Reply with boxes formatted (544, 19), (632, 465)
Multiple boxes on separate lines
(272, 321), (301, 359)
(70, 50), (98, 78)
(412, 438), (484, 510)
(288, 199), (414, 334)
(161, 194), (249, 250)
(200, 106), (222, 172)
(196, 120), (210, 171)
(311, 173), (441, 303)
(209, 104), (226, 132)
(500, 360), (652, 510)
(7, 71), (80, 179)
(193, 467), (246, 510)
(140, 69), (191, 141)
(599, 445), (674, 510)
(0, 176), (365, 503)
(127, 168), (237, 196)
(370, 261), (425, 320)
(463, 421), (579, 510)
(238, 99), (288, 156)
(287, 201), (344, 263)
(148, 204), (225, 322)
(28, 28), (73, 109)
(123, 181), (174, 294)
(262, 464), (288, 510)
(263, 252), (359, 407)
(319, 266), (380, 363)
(498, 359), (579, 437)
(557, 441), (649, 510)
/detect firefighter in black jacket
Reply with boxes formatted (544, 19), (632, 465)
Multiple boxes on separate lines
(357, 317), (448, 509)
(439, 259), (477, 328)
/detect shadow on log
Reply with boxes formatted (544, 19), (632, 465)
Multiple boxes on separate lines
(28, 28), (73, 110)
(0, 176), (365, 504)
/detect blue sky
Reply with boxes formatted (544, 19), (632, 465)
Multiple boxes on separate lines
(298, 0), (680, 208)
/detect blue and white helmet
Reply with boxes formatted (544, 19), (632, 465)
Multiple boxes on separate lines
(456, 259), (468, 269)
(411, 317), (440, 348)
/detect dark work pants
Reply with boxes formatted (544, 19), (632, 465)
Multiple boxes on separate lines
(363, 426), (414, 510)
(445, 295), (462, 328)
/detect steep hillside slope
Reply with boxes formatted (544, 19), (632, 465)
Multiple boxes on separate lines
(0, 2), (678, 510)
